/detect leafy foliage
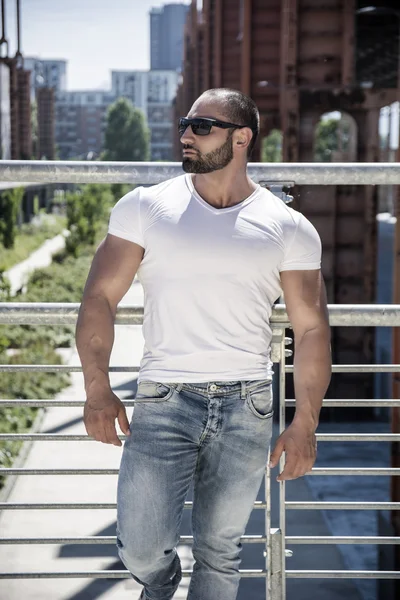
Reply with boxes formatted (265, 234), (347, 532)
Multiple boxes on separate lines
(65, 183), (113, 257)
(314, 118), (340, 162)
(0, 187), (24, 249)
(261, 129), (283, 163)
(101, 97), (150, 162)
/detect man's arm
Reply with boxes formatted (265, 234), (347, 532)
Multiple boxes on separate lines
(269, 269), (331, 480)
(76, 233), (144, 445)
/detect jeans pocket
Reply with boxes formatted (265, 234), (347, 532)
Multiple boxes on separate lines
(134, 381), (174, 403)
(245, 380), (273, 419)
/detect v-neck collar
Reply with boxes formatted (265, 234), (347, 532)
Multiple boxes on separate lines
(185, 173), (260, 214)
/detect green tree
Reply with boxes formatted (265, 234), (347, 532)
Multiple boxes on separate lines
(65, 184), (113, 256)
(101, 97), (150, 161)
(314, 118), (340, 162)
(261, 129), (283, 162)
(0, 188), (24, 249)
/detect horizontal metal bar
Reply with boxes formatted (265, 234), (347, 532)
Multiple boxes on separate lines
(315, 434), (400, 442)
(0, 365), (400, 373)
(0, 303), (144, 326)
(2, 160), (400, 185)
(2, 364), (398, 374)
(0, 398), (399, 408)
(286, 571), (400, 579)
(0, 434), (112, 441)
(1, 569), (398, 580)
(308, 468), (400, 476)
(1, 303), (400, 326)
(285, 365), (400, 373)
(0, 364), (399, 374)
(286, 536), (400, 545)
(0, 568), (265, 579)
(1, 467), (399, 476)
(0, 468), (120, 475)
(286, 502), (400, 510)
(286, 399), (400, 407)
(0, 534), (265, 545)
(272, 304), (400, 326)
(0, 399), (133, 407)
(1, 433), (398, 442)
(0, 501), (267, 510)
(0, 366), (138, 373)
(1, 398), (399, 409)
(3, 535), (398, 546)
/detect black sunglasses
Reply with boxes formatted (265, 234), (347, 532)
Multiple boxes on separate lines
(178, 117), (247, 137)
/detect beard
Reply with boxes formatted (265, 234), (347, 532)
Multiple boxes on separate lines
(182, 131), (234, 174)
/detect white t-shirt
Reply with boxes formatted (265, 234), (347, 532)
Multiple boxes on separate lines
(108, 173), (321, 383)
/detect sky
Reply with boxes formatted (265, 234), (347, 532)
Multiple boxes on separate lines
(3, 0), (191, 91)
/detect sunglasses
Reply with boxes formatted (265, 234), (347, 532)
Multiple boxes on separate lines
(178, 117), (248, 137)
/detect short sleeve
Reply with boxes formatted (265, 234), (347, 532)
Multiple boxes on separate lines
(107, 187), (145, 248)
(280, 212), (321, 271)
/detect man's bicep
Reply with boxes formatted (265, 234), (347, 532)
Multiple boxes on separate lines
(279, 269), (329, 337)
(82, 234), (144, 310)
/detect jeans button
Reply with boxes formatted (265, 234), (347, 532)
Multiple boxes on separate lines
(210, 384), (217, 391)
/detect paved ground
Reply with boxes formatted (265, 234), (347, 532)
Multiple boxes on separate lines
(0, 279), (363, 600)
(4, 229), (69, 296)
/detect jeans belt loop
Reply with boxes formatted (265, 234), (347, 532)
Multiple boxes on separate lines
(240, 381), (246, 400)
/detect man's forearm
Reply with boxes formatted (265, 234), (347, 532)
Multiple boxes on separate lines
(292, 326), (331, 431)
(75, 294), (115, 396)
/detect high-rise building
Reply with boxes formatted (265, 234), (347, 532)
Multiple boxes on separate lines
(150, 3), (189, 71)
(24, 58), (67, 102)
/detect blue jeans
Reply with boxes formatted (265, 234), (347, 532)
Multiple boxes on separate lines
(116, 378), (273, 600)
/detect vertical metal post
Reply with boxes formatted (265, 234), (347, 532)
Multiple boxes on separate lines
(269, 528), (283, 599)
(279, 333), (287, 598)
(266, 448), (271, 599)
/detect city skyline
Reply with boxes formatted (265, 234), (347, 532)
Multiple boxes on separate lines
(3, 0), (190, 91)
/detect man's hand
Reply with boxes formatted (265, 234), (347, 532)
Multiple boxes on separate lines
(84, 388), (131, 447)
(269, 421), (317, 481)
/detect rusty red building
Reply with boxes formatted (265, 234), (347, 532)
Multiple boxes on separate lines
(174, 0), (400, 399)
(175, 0), (400, 580)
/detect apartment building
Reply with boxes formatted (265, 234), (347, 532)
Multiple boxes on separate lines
(55, 90), (115, 160)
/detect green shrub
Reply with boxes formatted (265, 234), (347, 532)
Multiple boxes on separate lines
(0, 345), (70, 489)
(0, 188), (24, 249)
(0, 269), (11, 301)
(65, 183), (114, 256)
(0, 405), (39, 490)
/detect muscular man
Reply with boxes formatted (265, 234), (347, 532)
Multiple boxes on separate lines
(76, 88), (331, 600)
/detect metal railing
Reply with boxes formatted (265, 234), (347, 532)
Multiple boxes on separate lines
(0, 161), (400, 599)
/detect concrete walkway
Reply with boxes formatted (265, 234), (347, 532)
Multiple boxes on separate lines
(4, 229), (69, 296)
(0, 276), (362, 600)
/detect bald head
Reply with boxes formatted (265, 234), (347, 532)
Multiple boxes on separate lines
(191, 88), (260, 158)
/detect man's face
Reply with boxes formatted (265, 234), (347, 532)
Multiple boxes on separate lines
(180, 100), (235, 174)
